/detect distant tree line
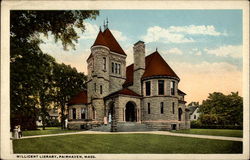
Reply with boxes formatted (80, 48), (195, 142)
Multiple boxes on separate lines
(10, 10), (99, 130)
(191, 92), (243, 129)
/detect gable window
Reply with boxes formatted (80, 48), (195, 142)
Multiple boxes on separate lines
(145, 81), (151, 96)
(148, 103), (151, 114)
(172, 102), (175, 114)
(160, 102), (164, 114)
(103, 57), (106, 70)
(158, 80), (164, 95)
(112, 62), (114, 73)
(194, 115), (196, 119)
(171, 81), (175, 95)
(72, 108), (76, 119)
(100, 85), (103, 94)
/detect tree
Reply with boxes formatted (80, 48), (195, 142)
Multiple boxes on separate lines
(10, 10), (99, 130)
(53, 63), (87, 129)
(10, 10), (99, 55)
(199, 92), (243, 126)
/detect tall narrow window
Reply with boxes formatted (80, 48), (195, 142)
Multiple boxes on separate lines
(118, 64), (121, 74)
(115, 63), (118, 74)
(94, 83), (96, 92)
(100, 85), (103, 94)
(148, 103), (151, 114)
(72, 108), (76, 119)
(112, 62), (114, 73)
(103, 57), (106, 70)
(145, 81), (151, 96)
(171, 81), (175, 95)
(158, 80), (164, 95)
(172, 102), (175, 114)
(160, 102), (164, 114)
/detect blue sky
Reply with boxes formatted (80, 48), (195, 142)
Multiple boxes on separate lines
(40, 10), (243, 103)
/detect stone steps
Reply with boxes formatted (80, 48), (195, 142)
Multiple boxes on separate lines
(90, 122), (157, 132)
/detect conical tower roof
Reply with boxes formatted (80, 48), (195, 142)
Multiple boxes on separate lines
(92, 30), (108, 47)
(142, 51), (179, 79)
(102, 28), (126, 55)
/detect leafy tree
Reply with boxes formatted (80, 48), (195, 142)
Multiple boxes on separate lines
(53, 63), (86, 129)
(10, 10), (98, 130)
(198, 92), (243, 126)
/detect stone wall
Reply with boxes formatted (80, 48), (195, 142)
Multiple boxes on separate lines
(142, 96), (178, 121)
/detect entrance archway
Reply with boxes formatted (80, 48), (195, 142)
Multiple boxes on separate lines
(125, 102), (137, 122)
(178, 108), (182, 121)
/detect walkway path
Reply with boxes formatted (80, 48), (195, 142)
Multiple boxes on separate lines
(19, 131), (242, 142)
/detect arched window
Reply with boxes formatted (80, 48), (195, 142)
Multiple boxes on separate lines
(81, 108), (86, 119)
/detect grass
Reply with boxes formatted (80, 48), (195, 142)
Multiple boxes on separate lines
(13, 134), (242, 154)
(170, 129), (243, 138)
(22, 127), (79, 137)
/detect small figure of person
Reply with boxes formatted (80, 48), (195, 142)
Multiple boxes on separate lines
(104, 116), (108, 125)
(17, 125), (22, 138)
(108, 113), (112, 123)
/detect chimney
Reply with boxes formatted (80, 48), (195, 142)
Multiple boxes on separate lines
(133, 40), (145, 71)
(131, 41), (145, 95)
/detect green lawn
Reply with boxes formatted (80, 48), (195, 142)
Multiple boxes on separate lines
(13, 134), (242, 154)
(22, 127), (79, 136)
(170, 129), (243, 138)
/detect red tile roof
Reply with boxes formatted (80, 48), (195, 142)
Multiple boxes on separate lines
(124, 51), (179, 86)
(92, 30), (109, 47)
(106, 88), (141, 98)
(178, 89), (186, 95)
(91, 28), (126, 55)
(68, 90), (88, 106)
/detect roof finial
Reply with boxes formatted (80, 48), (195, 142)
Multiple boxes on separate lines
(156, 47), (158, 51)
(103, 20), (106, 30)
(106, 17), (109, 28)
(99, 26), (102, 31)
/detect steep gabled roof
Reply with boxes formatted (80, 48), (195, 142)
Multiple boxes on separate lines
(123, 51), (179, 86)
(68, 90), (88, 106)
(178, 89), (186, 95)
(91, 28), (126, 56)
(106, 88), (141, 98)
(189, 106), (199, 115)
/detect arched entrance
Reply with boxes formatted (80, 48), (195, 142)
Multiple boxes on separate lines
(125, 102), (137, 122)
(178, 108), (183, 121)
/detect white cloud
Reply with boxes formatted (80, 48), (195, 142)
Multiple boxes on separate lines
(168, 25), (225, 36)
(164, 48), (183, 55)
(110, 29), (127, 41)
(195, 51), (202, 56)
(204, 45), (242, 58)
(78, 22), (99, 40)
(142, 26), (194, 43)
(142, 25), (226, 44)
